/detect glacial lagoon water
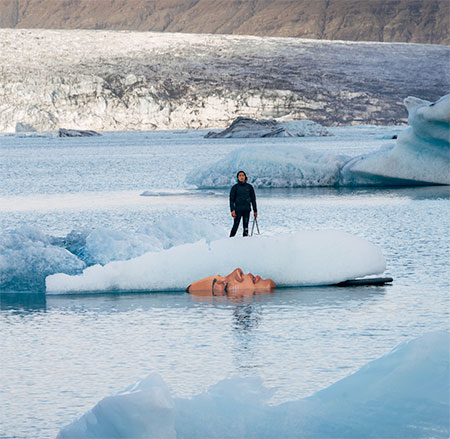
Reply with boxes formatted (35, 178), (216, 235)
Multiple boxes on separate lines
(0, 128), (449, 438)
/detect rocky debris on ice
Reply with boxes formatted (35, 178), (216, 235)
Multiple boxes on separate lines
(57, 330), (449, 438)
(58, 128), (101, 137)
(205, 117), (331, 138)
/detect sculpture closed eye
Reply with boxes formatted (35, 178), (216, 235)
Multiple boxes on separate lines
(186, 268), (275, 296)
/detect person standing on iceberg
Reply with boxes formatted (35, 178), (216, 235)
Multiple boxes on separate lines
(229, 171), (257, 237)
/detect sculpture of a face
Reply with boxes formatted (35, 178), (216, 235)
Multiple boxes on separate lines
(186, 268), (275, 296)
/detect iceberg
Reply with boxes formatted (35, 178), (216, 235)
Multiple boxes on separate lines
(45, 230), (385, 293)
(190, 95), (450, 188)
(0, 217), (225, 293)
(205, 117), (331, 138)
(57, 374), (175, 439)
(187, 145), (348, 188)
(342, 94), (450, 185)
(78, 216), (224, 266)
(57, 330), (449, 438)
(0, 226), (85, 292)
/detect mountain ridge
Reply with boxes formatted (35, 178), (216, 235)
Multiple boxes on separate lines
(0, 0), (448, 45)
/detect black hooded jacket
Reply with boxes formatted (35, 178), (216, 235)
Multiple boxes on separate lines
(229, 181), (257, 213)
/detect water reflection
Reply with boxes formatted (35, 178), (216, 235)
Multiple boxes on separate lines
(4, 285), (387, 316)
(0, 292), (47, 313)
(232, 303), (262, 332)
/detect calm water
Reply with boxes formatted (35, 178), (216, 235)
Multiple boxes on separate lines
(0, 129), (449, 438)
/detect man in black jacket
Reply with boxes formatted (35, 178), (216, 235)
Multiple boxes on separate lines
(229, 170), (257, 237)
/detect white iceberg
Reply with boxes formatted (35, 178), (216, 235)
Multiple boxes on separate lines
(57, 330), (449, 438)
(45, 230), (385, 293)
(190, 94), (450, 188)
(81, 216), (224, 266)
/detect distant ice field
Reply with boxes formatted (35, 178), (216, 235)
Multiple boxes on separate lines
(1, 126), (449, 438)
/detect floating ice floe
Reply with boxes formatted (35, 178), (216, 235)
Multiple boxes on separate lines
(45, 230), (385, 293)
(187, 144), (348, 188)
(0, 217), (225, 292)
(190, 94), (450, 188)
(205, 117), (331, 138)
(57, 330), (449, 439)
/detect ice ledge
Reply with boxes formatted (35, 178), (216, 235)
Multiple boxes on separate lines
(57, 330), (449, 438)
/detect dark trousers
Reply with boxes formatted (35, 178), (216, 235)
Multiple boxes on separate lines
(230, 209), (250, 237)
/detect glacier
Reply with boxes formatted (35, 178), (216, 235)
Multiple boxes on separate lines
(45, 230), (385, 293)
(189, 94), (450, 188)
(1, 29), (448, 132)
(57, 330), (450, 439)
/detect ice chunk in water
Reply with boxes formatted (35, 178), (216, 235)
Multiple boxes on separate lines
(46, 230), (386, 293)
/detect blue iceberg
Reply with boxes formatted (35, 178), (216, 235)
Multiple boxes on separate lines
(342, 94), (450, 186)
(57, 330), (449, 438)
(0, 217), (225, 293)
(188, 94), (450, 188)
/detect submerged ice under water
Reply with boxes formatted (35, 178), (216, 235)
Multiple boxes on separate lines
(0, 125), (449, 438)
(57, 331), (450, 439)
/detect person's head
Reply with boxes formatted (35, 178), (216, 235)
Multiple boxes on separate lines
(237, 171), (247, 183)
(186, 268), (275, 296)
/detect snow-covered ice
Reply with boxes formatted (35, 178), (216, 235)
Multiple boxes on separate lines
(57, 330), (449, 438)
(189, 94), (450, 188)
(45, 230), (385, 293)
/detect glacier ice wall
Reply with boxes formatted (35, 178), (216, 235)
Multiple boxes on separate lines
(45, 230), (386, 293)
(57, 330), (450, 439)
(1, 29), (449, 132)
(190, 94), (450, 188)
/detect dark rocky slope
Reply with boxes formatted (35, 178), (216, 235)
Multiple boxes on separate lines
(0, 0), (448, 45)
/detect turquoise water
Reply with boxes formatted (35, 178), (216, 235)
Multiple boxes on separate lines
(0, 129), (449, 438)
